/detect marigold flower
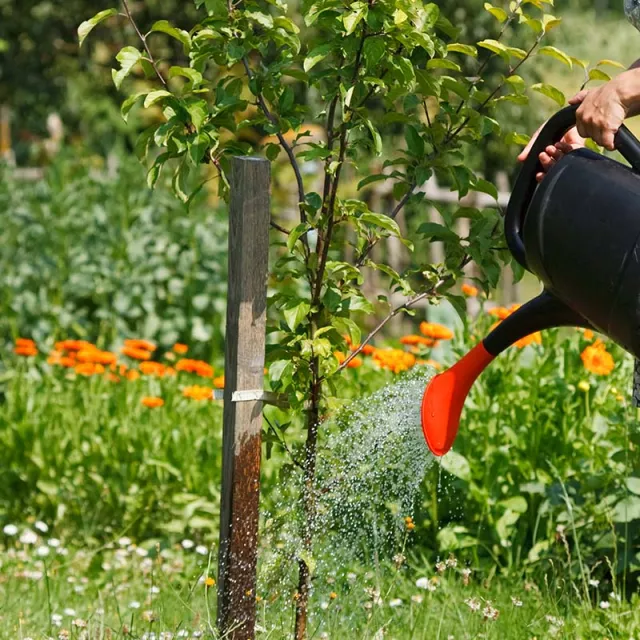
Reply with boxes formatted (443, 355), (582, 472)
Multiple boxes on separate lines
(126, 370), (141, 381)
(400, 335), (435, 347)
(205, 577), (215, 587)
(15, 338), (35, 348)
(213, 375), (225, 389)
(372, 348), (416, 373)
(14, 344), (38, 357)
(581, 328), (595, 341)
(329, 592), (337, 600)
(108, 373), (121, 383)
(55, 340), (93, 352)
(488, 306), (511, 320)
(348, 342), (375, 355)
(514, 332), (542, 349)
(77, 349), (118, 365)
(75, 363), (105, 376)
(124, 339), (156, 352)
(416, 359), (442, 370)
(173, 343), (188, 354)
(183, 385), (214, 401)
(419, 322), (454, 340)
(141, 397), (164, 409)
(581, 340), (614, 376)
(334, 352), (363, 368)
(461, 283), (479, 297)
(121, 346), (152, 361)
(139, 361), (166, 377)
(165, 367), (176, 376)
(176, 359), (214, 378)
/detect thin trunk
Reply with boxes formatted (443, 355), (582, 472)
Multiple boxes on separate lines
(294, 359), (321, 640)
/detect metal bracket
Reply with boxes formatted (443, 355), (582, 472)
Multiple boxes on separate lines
(213, 389), (289, 409)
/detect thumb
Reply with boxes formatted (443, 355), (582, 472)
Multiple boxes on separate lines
(517, 122), (545, 162)
(569, 89), (589, 105)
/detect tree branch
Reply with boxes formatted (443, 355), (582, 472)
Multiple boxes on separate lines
(271, 220), (290, 235)
(338, 256), (472, 372)
(242, 58), (307, 220)
(121, 0), (167, 88)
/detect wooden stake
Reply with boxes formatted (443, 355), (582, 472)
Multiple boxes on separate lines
(217, 157), (270, 640)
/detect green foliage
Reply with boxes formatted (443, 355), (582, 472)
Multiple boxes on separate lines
(0, 154), (227, 355)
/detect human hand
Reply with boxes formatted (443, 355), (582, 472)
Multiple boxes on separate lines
(517, 124), (586, 182)
(571, 69), (640, 150)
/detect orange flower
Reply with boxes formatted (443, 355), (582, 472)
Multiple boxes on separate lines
(108, 373), (121, 383)
(488, 306), (511, 320)
(173, 343), (188, 354)
(348, 343), (376, 356)
(124, 339), (156, 352)
(140, 361), (166, 377)
(77, 348), (118, 366)
(15, 338), (35, 348)
(419, 322), (454, 341)
(514, 332), (542, 349)
(334, 352), (362, 368)
(126, 370), (141, 381)
(165, 367), (176, 377)
(74, 363), (105, 376)
(581, 340), (614, 376)
(400, 335), (435, 347)
(182, 385), (214, 401)
(142, 396), (164, 408)
(461, 283), (479, 297)
(55, 340), (94, 352)
(48, 354), (75, 367)
(372, 348), (416, 373)
(213, 375), (225, 389)
(581, 328), (595, 341)
(176, 359), (214, 378)
(121, 346), (152, 361)
(14, 344), (38, 357)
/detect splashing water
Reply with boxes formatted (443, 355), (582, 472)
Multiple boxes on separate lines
(259, 367), (437, 593)
(314, 367), (436, 556)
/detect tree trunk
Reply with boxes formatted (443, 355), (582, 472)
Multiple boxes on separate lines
(294, 360), (321, 640)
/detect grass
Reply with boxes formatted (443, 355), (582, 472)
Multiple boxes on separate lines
(0, 526), (637, 640)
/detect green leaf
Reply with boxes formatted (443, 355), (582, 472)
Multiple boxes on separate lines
(477, 39), (508, 60)
(363, 119), (382, 156)
(471, 178), (498, 200)
(331, 317), (361, 346)
(441, 450), (470, 481)
(531, 83), (565, 107)
(357, 174), (388, 190)
(78, 8), (117, 47)
(537, 46), (572, 68)
(169, 66), (204, 89)
(359, 212), (401, 235)
(589, 68), (611, 82)
(613, 496), (640, 523)
(246, 10), (274, 29)
(426, 58), (461, 72)
(417, 222), (458, 241)
(405, 125), (424, 157)
(393, 8), (408, 24)
(112, 47), (142, 90)
(627, 478), (640, 495)
(304, 43), (332, 72)
(597, 59), (626, 70)
(287, 223), (310, 253)
(363, 36), (386, 67)
(446, 43), (477, 57)
(144, 90), (173, 108)
(150, 20), (191, 52)
(121, 92), (144, 122)
(483, 2), (508, 22)
(343, 6), (367, 35)
(284, 301), (311, 332)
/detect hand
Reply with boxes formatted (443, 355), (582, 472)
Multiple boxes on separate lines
(570, 69), (640, 150)
(518, 124), (586, 182)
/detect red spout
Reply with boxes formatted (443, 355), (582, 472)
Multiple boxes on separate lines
(421, 342), (495, 456)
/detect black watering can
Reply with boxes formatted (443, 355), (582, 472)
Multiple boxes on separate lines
(422, 104), (640, 456)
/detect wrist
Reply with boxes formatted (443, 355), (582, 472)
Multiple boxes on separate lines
(616, 68), (640, 112)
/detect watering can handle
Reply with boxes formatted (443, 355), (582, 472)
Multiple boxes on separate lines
(505, 104), (640, 270)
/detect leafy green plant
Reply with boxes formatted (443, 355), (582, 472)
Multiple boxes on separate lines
(81, 0), (583, 635)
(0, 153), (228, 357)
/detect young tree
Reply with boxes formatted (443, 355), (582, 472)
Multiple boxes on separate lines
(79, 0), (602, 636)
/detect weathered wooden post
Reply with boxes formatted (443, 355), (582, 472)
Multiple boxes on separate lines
(217, 156), (270, 640)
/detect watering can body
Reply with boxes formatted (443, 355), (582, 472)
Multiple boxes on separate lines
(422, 105), (640, 456)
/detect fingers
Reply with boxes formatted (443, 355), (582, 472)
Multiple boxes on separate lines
(569, 90), (589, 105)
(600, 128), (616, 151)
(518, 122), (545, 162)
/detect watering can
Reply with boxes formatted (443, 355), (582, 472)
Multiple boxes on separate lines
(421, 104), (640, 457)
